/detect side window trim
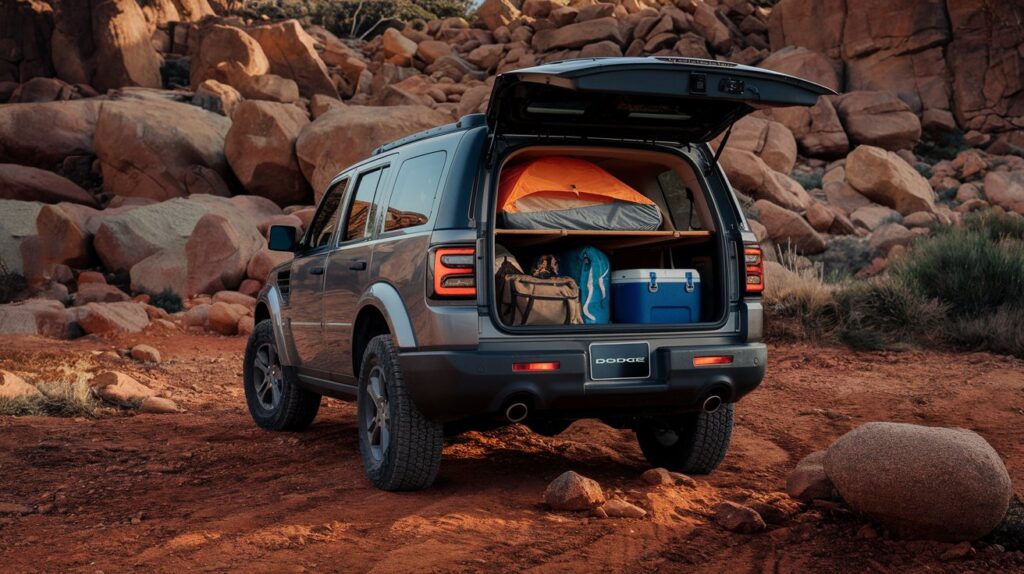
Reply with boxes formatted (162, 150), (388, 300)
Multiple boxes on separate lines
(336, 163), (391, 247)
(300, 177), (349, 253)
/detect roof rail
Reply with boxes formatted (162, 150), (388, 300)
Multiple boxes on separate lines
(371, 113), (487, 155)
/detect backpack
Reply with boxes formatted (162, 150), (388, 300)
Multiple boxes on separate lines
(559, 246), (610, 324)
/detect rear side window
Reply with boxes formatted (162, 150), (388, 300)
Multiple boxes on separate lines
(657, 170), (700, 230)
(306, 179), (348, 248)
(343, 167), (388, 242)
(382, 151), (447, 233)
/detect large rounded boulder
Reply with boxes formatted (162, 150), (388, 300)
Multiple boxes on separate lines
(225, 101), (312, 207)
(823, 422), (1012, 542)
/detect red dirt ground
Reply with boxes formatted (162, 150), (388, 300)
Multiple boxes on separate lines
(0, 332), (1022, 573)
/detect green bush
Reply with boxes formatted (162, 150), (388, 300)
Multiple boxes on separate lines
(889, 230), (1024, 318)
(914, 129), (969, 163)
(835, 277), (947, 346)
(148, 288), (184, 314)
(957, 209), (1024, 242)
(789, 169), (823, 191)
(0, 256), (27, 304)
(946, 306), (1024, 358)
(230, 0), (473, 38)
(765, 210), (1024, 358)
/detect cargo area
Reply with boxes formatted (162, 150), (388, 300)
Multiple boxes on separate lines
(490, 147), (727, 329)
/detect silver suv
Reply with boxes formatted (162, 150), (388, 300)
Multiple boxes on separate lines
(244, 58), (832, 490)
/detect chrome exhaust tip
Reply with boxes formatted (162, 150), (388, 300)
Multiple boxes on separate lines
(702, 395), (723, 413)
(505, 402), (529, 423)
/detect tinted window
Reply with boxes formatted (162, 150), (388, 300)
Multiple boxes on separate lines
(343, 168), (387, 242)
(383, 151), (447, 232)
(306, 179), (348, 248)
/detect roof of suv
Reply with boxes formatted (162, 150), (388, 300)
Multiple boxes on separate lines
(371, 113), (487, 156)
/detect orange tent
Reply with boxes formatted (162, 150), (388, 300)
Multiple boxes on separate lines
(498, 157), (663, 230)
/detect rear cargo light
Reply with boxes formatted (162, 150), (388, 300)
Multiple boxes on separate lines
(744, 246), (764, 294)
(513, 361), (560, 372)
(693, 355), (733, 367)
(432, 247), (476, 298)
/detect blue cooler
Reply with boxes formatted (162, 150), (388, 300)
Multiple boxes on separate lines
(611, 269), (701, 324)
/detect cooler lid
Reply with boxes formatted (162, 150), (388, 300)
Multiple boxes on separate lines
(611, 269), (701, 283)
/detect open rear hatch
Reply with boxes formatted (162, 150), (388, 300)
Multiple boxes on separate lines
(487, 56), (836, 144)
(484, 57), (835, 334)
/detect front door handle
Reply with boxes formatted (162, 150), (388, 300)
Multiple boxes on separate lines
(309, 267), (325, 275)
(349, 260), (367, 271)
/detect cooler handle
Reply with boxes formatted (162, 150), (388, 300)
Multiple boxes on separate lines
(684, 271), (695, 293)
(648, 272), (658, 293)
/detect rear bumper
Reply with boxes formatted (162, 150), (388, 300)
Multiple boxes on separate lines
(399, 341), (766, 422)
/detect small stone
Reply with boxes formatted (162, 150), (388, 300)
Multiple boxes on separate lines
(88, 371), (154, 407)
(138, 396), (178, 414)
(787, 451), (833, 502)
(641, 468), (673, 485)
(130, 344), (161, 363)
(544, 471), (606, 510)
(0, 503), (33, 515)
(857, 524), (879, 539)
(0, 370), (42, 400)
(939, 541), (976, 561)
(668, 472), (697, 488)
(714, 501), (766, 533)
(600, 498), (647, 519)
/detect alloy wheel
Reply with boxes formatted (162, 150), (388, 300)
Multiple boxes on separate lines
(252, 342), (283, 411)
(362, 365), (390, 462)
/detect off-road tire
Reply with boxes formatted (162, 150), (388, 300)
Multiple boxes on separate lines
(358, 335), (443, 491)
(635, 404), (734, 474)
(243, 320), (321, 431)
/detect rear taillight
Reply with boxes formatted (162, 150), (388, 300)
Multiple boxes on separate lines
(744, 245), (764, 294)
(432, 247), (476, 298)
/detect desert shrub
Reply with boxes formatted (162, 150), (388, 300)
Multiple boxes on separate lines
(763, 252), (839, 340)
(835, 277), (948, 347)
(946, 306), (1024, 358)
(914, 128), (969, 163)
(789, 168), (823, 191)
(913, 162), (933, 179)
(889, 230), (1024, 318)
(0, 256), (27, 304)
(0, 380), (102, 418)
(230, 0), (473, 38)
(957, 209), (1024, 242)
(148, 288), (184, 314)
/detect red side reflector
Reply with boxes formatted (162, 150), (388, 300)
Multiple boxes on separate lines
(693, 356), (733, 367)
(513, 361), (560, 372)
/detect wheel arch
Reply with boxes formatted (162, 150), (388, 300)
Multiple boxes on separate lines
(352, 282), (417, 376)
(256, 285), (298, 367)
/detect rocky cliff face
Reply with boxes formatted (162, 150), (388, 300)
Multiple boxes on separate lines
(0, 0), (1022, 337)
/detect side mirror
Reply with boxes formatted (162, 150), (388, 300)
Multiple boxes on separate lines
(268, 225), (299, 252)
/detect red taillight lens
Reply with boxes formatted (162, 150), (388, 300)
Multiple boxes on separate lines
(744, 246), (764, 294)
(693, 355), (733, 367)
(433, 247), (476, 298)
(513, 361), (560, 372)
